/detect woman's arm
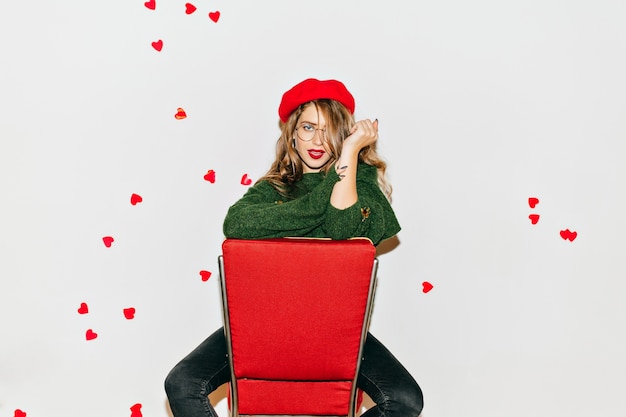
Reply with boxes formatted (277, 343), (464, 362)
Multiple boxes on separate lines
(322, 162), (401, 246)
(330, 119), (379, 209)
(223, 173), (341, 239)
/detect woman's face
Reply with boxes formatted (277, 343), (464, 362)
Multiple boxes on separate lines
(293, 104), (333, 173)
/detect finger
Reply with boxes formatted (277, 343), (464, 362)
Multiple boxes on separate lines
(357, 119), (373, 133)
(364, 120), (376, 136)
(365, 120), (377, 137)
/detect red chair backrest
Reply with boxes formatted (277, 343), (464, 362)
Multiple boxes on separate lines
(219, 238), (378, 416)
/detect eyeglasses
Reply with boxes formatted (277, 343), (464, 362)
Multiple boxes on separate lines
(295, 123), (327, 142)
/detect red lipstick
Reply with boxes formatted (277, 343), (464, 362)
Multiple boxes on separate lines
(307, 149), (325, 160)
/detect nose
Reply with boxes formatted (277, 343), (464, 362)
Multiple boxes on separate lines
(311, 129), (325, 145)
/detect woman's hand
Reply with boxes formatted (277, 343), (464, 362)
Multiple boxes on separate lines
(342, 118), (379, 156)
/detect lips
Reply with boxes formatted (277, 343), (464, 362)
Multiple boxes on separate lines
(307, 149), (325, 159)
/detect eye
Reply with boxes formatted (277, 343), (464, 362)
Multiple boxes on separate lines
(301, 123), (314, 132)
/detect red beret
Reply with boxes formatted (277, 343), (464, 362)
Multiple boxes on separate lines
(278, 78), (355, 122)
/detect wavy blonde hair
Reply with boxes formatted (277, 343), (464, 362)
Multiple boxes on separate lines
(257, 99), (393, 201)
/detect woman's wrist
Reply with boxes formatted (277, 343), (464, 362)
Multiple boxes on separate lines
(340, 141), (362, 158)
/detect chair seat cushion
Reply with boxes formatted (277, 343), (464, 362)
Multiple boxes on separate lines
(237, 379), (352, 415)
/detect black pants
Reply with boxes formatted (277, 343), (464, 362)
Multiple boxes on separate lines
(165, 328), (423, 416)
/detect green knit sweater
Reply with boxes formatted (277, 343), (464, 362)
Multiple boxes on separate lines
(223, 162), (401, 246)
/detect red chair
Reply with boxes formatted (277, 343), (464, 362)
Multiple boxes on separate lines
(218, 238), (379, 416)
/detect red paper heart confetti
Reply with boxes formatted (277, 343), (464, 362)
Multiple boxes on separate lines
(174, 107), (187, 120)
(559, 229), (578, 242)
(528, 214), (540, 225)
(528, 197), (539, 208)
(130, 403), (143, 417)
(78, 302), (89, 314)
(123, 307), (136, 320)
(86, 329), (98, 341)
(14, 409), (27, 417)
(422, 281), (433, 293)
(204, 169), (216, 183)
(241, 174), (252, 186)
(199, 270), (212, 282)
(151, 40), (163, 51)
(185, 3), (197, 14)
(130, 193), (143, 206)
(144, 0), (156, 10)
(102, 236), (114, 248)
(209, 11), (221, 22)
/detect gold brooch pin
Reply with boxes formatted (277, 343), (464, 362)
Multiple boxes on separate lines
(361, 207), (371, 222)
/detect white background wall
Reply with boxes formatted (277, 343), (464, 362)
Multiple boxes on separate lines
(1, 1), (625, 416)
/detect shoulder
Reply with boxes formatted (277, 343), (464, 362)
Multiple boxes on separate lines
(233, 178), (285, 203)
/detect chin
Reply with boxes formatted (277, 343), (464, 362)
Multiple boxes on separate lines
(303, 159), (332, 173)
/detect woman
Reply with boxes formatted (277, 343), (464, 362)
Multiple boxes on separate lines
(165, 78), (424, 417)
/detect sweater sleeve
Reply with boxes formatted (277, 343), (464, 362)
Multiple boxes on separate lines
(222, 170), (342, 239)
(322, 163), (401, 246)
